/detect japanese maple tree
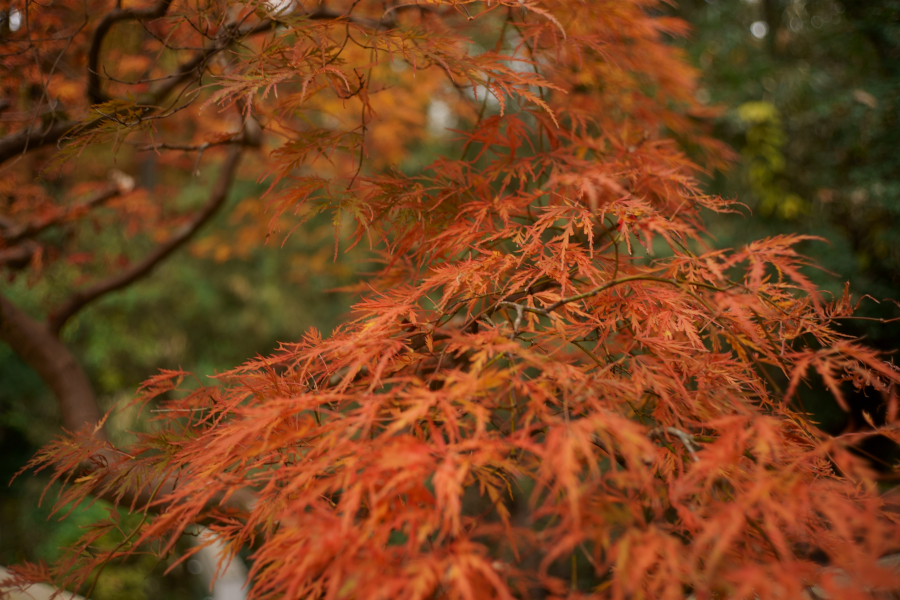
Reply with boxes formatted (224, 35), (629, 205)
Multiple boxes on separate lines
(2, 0), (900, 599)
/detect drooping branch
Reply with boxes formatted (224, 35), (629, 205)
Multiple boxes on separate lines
(495, 275), (726, 321)
(48, 142), (247, 335)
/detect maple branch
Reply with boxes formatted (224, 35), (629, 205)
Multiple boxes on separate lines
(1, 172), (134, 246)
(87, 0), (175, 104)
(648, 426), (699, 462)
(1, 304), (256, 519)
(0, 19), (264, 166)
(307, 8), (389, 31)
(0, 143), (241, 433)
(1, 123), (261, 523)
(544, 275), (727, 313)
(0, 294), (103, 434)
(496, 276), (727, 322)
(0, 239), (40, 270)
(48, 143), (245, 336)
(0, 118), (77, 166)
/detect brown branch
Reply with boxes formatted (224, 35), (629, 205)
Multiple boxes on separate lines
(0, 294), (103, 435)
(495, 275), (729, 321)
(0, 240), (41, 270)
(1, 173), (133, 245)
(648, 426), (700, 462)
(0, 118), (77, 166)
(1, 132), (259, 516)
(48, 143), (244, 335)
(87, 0), (175, 104)
(542, 275), (726, 314)
(307, 8), (390, 31)
(0, 5), (391, 166)
(0, 21), (257, 166)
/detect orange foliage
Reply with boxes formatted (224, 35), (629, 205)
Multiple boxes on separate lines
(4, 0), (900, 598)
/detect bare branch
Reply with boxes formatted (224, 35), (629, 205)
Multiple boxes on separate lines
(87, 0), (175, 104)
(48, 144), (244, 335)
(648, 426), (700, 462)
(0, 21), (257, 166)
(0, 118), (77, 166)
(0, 293), (103, 434)
(2, 174), (132, 245)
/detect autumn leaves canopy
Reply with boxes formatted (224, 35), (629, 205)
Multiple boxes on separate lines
(3, 0), (900, 598)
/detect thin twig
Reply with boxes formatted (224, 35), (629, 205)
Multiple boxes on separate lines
(648, 426), (699, 462)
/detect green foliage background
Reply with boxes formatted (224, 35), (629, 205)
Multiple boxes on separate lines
(674, 0), (900, 449)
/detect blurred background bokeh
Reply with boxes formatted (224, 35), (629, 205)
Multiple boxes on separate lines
(672, 0), (900, 464)
(2, 1), (899, 598)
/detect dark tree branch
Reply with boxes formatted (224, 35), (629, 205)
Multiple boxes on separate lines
(0, 240), (41, 270)
(87, 0), (175, 104)
(48, 143), (245, 335)
(0, 7), (391, 166)
(1, 176), (131, 245)
(0, 294), (103, 434)
(0, 21), (254, 166)
(1, 119), (259, 514)
(0, 290), (256, 514)
(0, 118), (78, 166)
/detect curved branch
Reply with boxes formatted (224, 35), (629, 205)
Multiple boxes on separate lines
(0, 119), (77, 166)
(0, 294), (103, 434)
(87, 0), (175, 104)
(48, 144), (244, 335)
(0, 22), (253, 166)
(0, 240), (41, 270)
(0, 8), (384, 166)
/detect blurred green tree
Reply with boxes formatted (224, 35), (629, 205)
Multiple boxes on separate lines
(676, 0), (900, 443)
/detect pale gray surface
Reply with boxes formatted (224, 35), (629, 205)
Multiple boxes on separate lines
(0, 566), (84, 600)
(191, 527), (248, 600)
